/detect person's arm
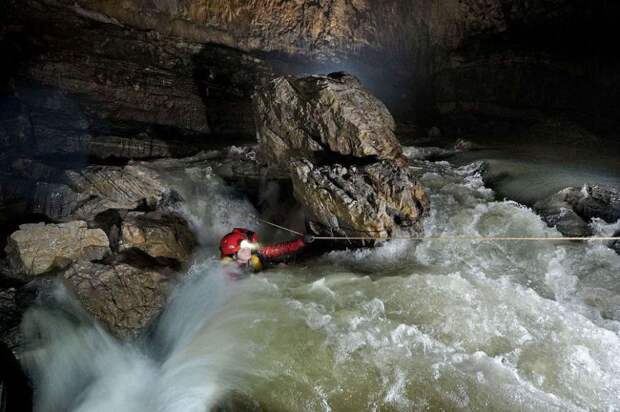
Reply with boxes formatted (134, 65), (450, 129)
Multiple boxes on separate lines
(258, 237), (308, 260)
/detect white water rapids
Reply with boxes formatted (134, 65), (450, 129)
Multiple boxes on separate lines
(19, 159), (620, 411)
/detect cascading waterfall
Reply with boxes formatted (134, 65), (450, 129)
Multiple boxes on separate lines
(20, 263), (254, 412)
(19, 159), (620, 411)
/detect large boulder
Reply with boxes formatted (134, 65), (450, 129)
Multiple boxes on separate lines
(253, 72), (403, 168)
(5, 221), (110, 277)
(290, 159), (429, 239)
(61, 261), (170, 338)
(119, 212), (197, 263)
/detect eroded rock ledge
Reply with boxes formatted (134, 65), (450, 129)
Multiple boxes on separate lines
(291, 159), (428, 239)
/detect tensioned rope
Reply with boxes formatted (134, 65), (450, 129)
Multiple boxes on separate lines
(256, 217), (620, 242)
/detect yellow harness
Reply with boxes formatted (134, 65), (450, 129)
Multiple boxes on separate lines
(221, 254), (263, 273)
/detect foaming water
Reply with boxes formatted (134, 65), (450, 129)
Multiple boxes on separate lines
(20, 264), (257, 412)
(19, 158), (620, 411)
(449, 141), (620, 205)
(225, 163), (620, 411)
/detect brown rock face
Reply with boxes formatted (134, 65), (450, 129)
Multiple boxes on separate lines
(255, 72), (429, 239)
(62, 261), (170, 338)
(290, 159), (429, 239)
(29, 163), (179, 222)
(254, 73), (402, 168)
(3, 0), (425, 160)
(66, 165), (173, 219)
(120, 212), (197, 263)
(5, 0), (614, 161)
(5, 222), (110, 277)
(58, 0), (424, 62)
(4, 1), (278, 158)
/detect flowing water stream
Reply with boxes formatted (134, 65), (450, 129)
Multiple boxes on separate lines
(18, 156), (620, 411)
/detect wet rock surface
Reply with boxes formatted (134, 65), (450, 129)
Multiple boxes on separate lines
(535, 185), (620, 238)
(253, 73), (429, 239)
(567, 185), (620, 224)
(61, 261), (171, 339)
(64, 164), (177, 221)
(0, 154), (207, 341)
(0, 147), (239, 342)
(610, 231), (620, 255)
(254, 73), (403, 168)
(290, 159), (428, 239)
(120, 211), (197, 263)
(402, 145), (455, 161)
(5, 221), (110, 277)
(8, 161), (181, 222)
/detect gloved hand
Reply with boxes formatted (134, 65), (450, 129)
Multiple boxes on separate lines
(303, 234), (315, 244)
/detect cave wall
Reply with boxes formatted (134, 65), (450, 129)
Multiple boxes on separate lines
(2, 0), (618, 156)
(428, 0), (620, 136)
(72, 0), (427, 59)
(2, 0), (437, 167)
(3, 0), (282, 153)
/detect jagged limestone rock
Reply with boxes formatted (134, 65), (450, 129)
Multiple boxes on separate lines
(4, 159), (183, 222)
(254, 73), (403, 168)
(568, 185), (620, 223)
(62, 261), (170, 338)
(66, 165), (165, 211)
(290, 159), (429, 239)
(60, 163), (181, 221)
(5, 221), (110, 277)
(535, 185), (620, 238)
(31, 182), (84, 221)
(120, 212), (197, 263)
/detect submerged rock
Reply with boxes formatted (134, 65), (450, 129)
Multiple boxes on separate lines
(290, 159), (429, 239)
(535, 185), (620, 238)
(536, 206), (592, 238)
(62, 261), (170, 338)
(5, 221), (110, 277)
(610, 230), (620, 255)
(119, 212), (197, 263)
(254, 72), (403, 168)
(568, 185), (620, 223)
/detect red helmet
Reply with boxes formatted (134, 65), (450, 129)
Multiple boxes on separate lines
(219, 228), (259, 258)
